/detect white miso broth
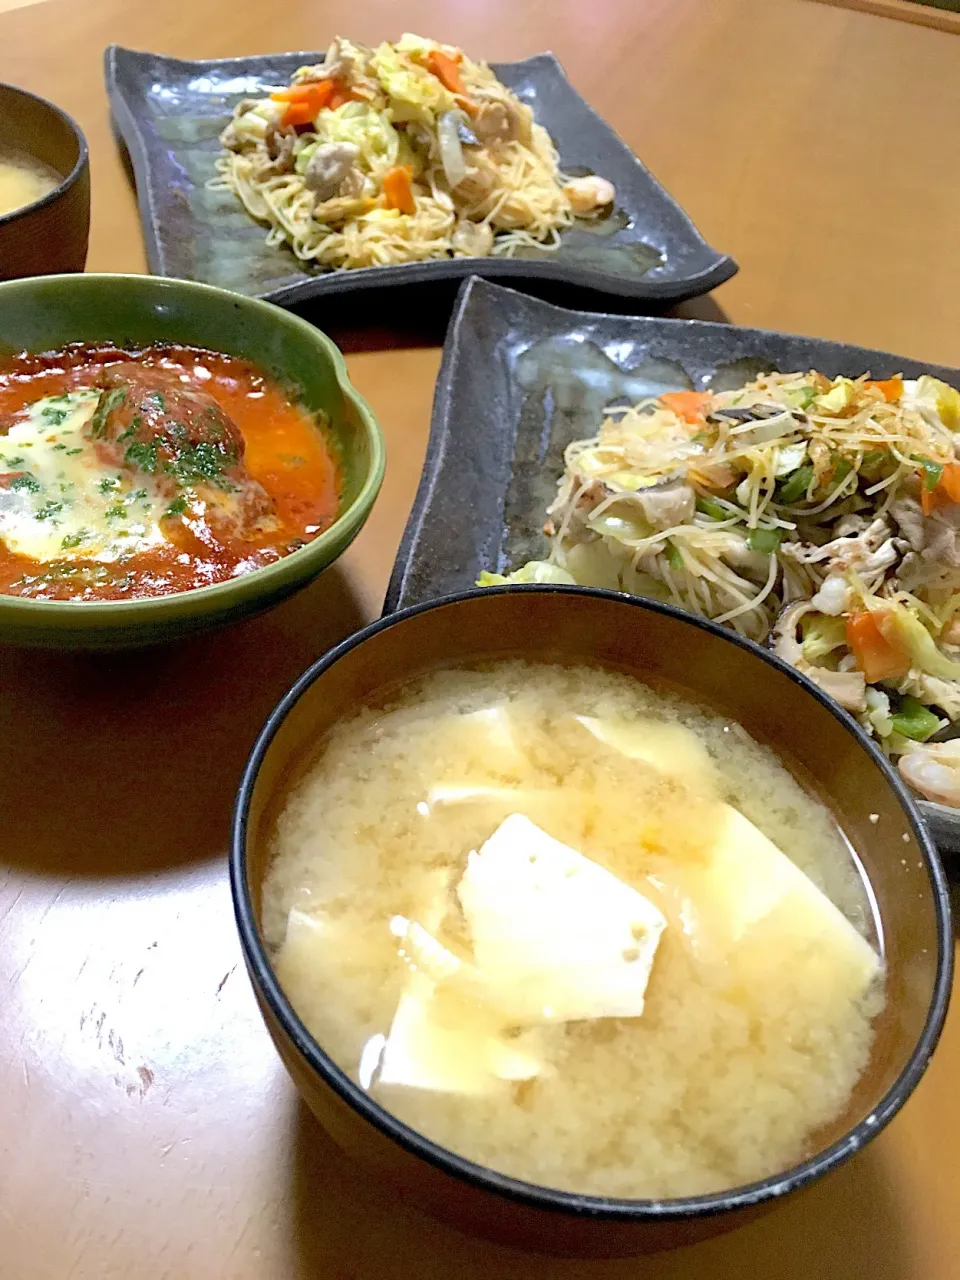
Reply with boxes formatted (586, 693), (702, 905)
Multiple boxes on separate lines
(263, 661), (884, 1200)
(0, 144), (60, 216)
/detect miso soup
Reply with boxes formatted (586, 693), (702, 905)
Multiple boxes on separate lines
(263, 661), (884, 1200)
(0, 145), (60, 217)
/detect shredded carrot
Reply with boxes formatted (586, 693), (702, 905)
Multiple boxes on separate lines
(270, 82), (331, 104)
(280, 102), (317, 127)
(660, 391), (711, 425)
(940, 463), (960, 503)
(921, 461), (960, 512)
(427, 50), (466, 96)
(271, 81), (336, 126)
(274, 82), (332, 111)
(919, 480), (953, 516)
(270, 80), (360, 124)
(846, 610), (910, 683)
(867, 376), (904, 404)
(328, 85), (360, 110)
(382, 166), (415, 214)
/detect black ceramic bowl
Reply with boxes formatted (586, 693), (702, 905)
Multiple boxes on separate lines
(231, 586), (952, 1257)
(0, 83), (89, 279)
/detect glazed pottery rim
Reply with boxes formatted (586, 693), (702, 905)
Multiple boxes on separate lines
(231, 583), (953, 1223)
(0, 83), (88, 227)
(0, 272), (385, 621)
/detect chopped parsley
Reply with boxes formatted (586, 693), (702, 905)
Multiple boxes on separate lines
(53, 442), (68, 451)
(61, 530), (90, 550)
(203, 408), (224, 440)
(162, 495), (189, 519)
(2, 455), (24, 466)
(105, 505), (126, 520)
(124, 440), (160, 474)
(42, 407), (70, 426)
(35, 500), (64, 521)
(165, 441), (237, 490)
(10, 473), (41, 493)
(98, 476), (120, 494)
(65, 447), (83, 456)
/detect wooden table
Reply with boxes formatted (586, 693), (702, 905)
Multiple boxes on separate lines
(1, 0), (959, 1276)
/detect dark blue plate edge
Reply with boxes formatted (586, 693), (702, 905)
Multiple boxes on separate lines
(103, 44), (738, 305)
(263, 249), (739, 307)
(104, 44), (166, 277)
(383, 274), (495, 616)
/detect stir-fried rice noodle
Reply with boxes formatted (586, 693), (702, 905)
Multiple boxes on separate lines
(482, 370), (960, 805)
(212, 34), (610, 269)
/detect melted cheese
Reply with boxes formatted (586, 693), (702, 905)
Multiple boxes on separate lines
(0, 392), (169, 562)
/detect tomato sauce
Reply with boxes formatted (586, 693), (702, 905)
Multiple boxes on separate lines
(0, 344), (341, 601)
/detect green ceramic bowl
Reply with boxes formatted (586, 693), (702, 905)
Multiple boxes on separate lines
(0, 274), (384, 648)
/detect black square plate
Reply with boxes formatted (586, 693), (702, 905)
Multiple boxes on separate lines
(105, 45), (737, 307)
(385, 276), (960, 851)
